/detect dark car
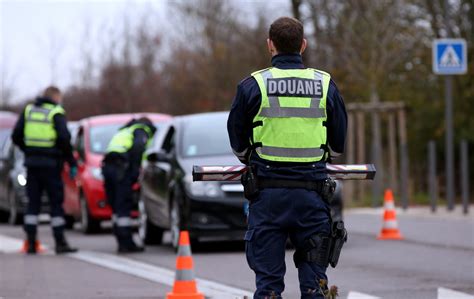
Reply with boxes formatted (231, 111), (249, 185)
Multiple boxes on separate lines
(139, 112), (247, 248)
(0, 118), (79, 225)
(139, 112), (344, 248)
(0, 111), (19, 223)
(0, 142), (45, 224)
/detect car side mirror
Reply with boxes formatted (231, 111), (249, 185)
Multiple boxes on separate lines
(147, 151), (171, 163)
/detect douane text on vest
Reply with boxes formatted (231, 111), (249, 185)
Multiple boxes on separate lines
(267, 78), (323, 98)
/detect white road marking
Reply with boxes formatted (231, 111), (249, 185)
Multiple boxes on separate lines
(438, 287), (474, 299)
(347, 291), (380, 299)
(70, 250), (253, 299)
(0, 234), (25, 253)
(0, 233), (252, 298)
(0, 234), (50, 254)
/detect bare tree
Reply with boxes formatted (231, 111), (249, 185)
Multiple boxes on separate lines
(78, 16), (95, 87)
(45, 28), (65, 84)
(0, 53), (17, 108)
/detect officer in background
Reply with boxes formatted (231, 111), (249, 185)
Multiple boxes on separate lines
(102, 117), (156, 253)
(228, 17), (347, 298)
(12, 86), (78, 254)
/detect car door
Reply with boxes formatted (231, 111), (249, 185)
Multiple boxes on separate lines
(142, 125), (175, 228)
(0, 136), (13, 206)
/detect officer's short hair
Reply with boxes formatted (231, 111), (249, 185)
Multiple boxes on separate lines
(43, 86), (61, 98)
(269, 17), (304, 54)
(137, 116), (153, 126)
(137, 116), (157, 134)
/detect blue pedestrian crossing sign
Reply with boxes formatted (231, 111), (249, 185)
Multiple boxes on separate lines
(433, 39), (467, 75)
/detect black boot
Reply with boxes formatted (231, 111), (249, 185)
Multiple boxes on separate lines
(54, 234), (78, 254)
(118, 242), (145, 253)
(116, 226), (144, 253)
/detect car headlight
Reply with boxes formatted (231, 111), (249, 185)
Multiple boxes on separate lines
(17, 174), (27, 186)
(89, 167), (103, 181)
(184, 175), (223, 198)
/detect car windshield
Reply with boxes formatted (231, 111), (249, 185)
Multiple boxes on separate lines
(181, 113), (232, 158)
(89, 123), (164, 154)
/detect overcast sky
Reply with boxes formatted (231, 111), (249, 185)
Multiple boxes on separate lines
(1, 0), (289, 105)
(1, 0), (167, 104)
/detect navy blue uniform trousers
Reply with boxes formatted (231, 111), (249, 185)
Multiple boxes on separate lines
(24, 167), (65, 239)
(102, 163), (133, 218)
(245, 188), (331, 299)
(102, 162), (135, 247)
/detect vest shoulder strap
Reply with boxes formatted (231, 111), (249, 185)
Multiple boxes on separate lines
(24, 104), (33, 116)
(251, 67), (273, 77)
(307, 68), (331, 80)
(51, 105), (65, 115)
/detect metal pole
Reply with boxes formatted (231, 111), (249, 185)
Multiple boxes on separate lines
(460, 140), (469, 214)
(356, 112), (366, 202)
(428, 141), (438, 213)
(346, 113), (355, 203)
(388, 113), (398, 191)
(373, 113), (384, 207)
(398, 109), (409, 210)
(445, 76), (455, 211)
(443, 0), (455, 212)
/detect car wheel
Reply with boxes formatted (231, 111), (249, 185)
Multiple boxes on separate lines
(80, 194), (101, 234)
(0, 207), (9, 223)
(138, 200), (163, 245)
(8, 188), (22, 225)
(170, 198), (181, 249)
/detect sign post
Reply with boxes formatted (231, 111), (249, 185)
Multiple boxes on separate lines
(432, 38), (468, 211)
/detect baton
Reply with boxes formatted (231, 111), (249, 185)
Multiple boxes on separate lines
(192, 164), (376, 182)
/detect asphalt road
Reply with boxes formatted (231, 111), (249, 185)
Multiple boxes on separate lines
(1, 207), (473, 299)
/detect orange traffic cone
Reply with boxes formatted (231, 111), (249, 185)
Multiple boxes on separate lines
(20, 239), (46, 253)
(377, 189), (404, 240)
(166, 231), (204, 299)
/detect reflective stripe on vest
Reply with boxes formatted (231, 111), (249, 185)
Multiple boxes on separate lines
(24, 103), (65, 148)
(251, 67), (331, 163)
(106, 124), (153, 154)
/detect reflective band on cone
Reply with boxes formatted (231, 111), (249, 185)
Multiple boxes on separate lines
(166, 231), (204, 299)
(377, 189), (404, 240)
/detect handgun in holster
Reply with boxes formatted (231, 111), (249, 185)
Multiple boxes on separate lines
(328, 220), (347, 268)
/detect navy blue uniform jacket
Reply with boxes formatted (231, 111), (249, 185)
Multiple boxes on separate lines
(12, 97), (77, 169)
(227, 54), (347, 181)
(103, 119), (155, 183)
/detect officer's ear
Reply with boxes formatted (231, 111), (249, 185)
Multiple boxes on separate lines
(300, 38), (307, 55)
(267, 39), (278, 56)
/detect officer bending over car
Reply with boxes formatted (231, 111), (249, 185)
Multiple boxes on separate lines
(102, 117), (156, 253)
(228, 17), (348, 298)
(12, 86), (78, 254)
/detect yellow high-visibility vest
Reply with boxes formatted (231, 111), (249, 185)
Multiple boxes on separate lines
(251, 67), (331, 162)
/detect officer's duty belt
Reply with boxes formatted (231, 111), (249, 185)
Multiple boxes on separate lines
(258, 178), (325, 193)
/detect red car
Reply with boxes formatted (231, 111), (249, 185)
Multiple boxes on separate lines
(62, 113), (171, 234)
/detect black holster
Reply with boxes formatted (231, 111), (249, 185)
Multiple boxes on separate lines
(293, 221), (348, 268)
(320, 178), (337, 204)
(328, 221), (347, 268)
